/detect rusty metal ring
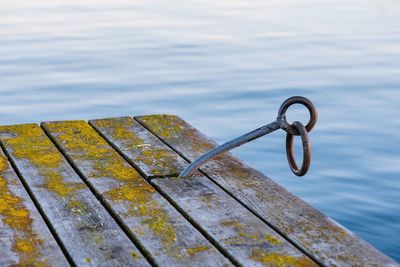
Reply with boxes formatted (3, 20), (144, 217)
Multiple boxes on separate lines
(278, 96), (317, 135)
(286, 121), (311, 176)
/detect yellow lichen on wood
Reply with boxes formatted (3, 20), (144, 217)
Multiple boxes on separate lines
(0, 155), (48, 266)
(104, 184), (176, 246)
(93, 118), (141, 147)
(68, 199), (87, 216)
(44, 121), (180, 250)
(135, 148), (181, 175)
(92, 117), (183, 176)
(265, 234), (282, 246)
(138, 115), (215, 153)
(219, 218), (313, 265)
(187, 245), (210, 255)
(140, 114), (340, 261)
(44, 172), (84, 198)
(0, 124), (85, 199)
(141, 114), (345, 262)
(131, 252), (140, 259)
(138, 115), (186, 140)
(220, 219), (282, 246)
(44, 120), (141, 182)
(220, 219), (243, 229)
(199, 193), (217, 205)
(250, 249), (316, 267)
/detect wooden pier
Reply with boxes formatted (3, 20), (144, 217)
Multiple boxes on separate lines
(0, 115), (397, 266)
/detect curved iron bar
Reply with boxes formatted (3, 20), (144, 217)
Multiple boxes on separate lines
(179, 96), (317, 178)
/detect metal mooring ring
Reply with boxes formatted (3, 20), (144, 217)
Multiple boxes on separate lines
(286, 121), (311, 176)
(179, 96), (317, 178)
(278, 96), (318, 135)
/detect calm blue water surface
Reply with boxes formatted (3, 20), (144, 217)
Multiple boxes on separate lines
(1, 0), (399, 261)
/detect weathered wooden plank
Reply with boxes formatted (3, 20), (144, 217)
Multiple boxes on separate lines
(0, 124), (150, 267)
(0, 148), (69, 267)
(42, 120), (232, 267)
(136, 114), (399, 267)
(152, 176), (317, 267)
(91, 116), (317, 266)
(90, 117), (187, 178)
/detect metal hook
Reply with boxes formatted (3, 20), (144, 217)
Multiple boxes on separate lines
(179, 96), (318, 178)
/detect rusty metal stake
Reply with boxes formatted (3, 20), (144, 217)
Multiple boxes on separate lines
(179, 96), (318, 178)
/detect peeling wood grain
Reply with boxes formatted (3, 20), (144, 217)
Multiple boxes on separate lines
(92, 117), (317, 266)
(0, 124), (149, 267)
(43, 120), (232, 267)
(90, 117), (187, 178)
(136, 114), (399, 267)
(0, 149), (69, 267)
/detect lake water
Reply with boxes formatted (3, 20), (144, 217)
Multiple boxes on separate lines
(1, 0), (399, 261)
